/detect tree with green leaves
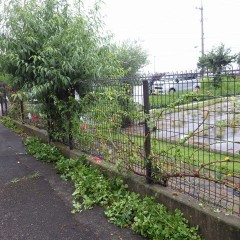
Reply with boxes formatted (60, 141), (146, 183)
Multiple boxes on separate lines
(197, 44), (237, 87)
(198, 44), (237, 72)
(112, 40), (149, 79)
(0, 0), (121, 93)
(0, 0), (122, 143)
(108, 40), (148, 126)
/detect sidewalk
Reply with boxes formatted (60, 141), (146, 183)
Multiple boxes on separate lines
(0, 123), (144, 240)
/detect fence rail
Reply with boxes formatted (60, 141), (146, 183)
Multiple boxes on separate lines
(1, 69), (240, 215)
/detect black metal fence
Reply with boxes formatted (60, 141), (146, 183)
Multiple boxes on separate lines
(1, 69), (240, 215)
(147, 70), (240, 215)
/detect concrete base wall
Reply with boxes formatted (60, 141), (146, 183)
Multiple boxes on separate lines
(15, 121), (240, 240)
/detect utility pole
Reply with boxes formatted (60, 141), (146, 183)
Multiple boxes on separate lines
(153, 56), (156, 73)
(78, 0), (81, 13)
(200, 0), (204, 57)
(196, 0), (205, 57)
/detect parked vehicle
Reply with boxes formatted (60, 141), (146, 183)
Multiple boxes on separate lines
(151, 73), (200, 94)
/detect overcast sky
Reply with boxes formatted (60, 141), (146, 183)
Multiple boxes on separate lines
(99, 0), (240, 73)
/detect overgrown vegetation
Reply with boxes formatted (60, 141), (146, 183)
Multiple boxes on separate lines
(23, 136), (202, 240)
(24, 137), (63, 163)
(0, 116), (24, 135)
(0, 0), (148, 143)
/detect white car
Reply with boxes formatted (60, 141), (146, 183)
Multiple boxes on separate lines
(151, 74), (200, 94)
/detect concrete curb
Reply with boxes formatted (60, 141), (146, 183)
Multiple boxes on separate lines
(15, 121), (240, 240)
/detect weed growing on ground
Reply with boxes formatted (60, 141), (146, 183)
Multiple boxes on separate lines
(10, 172), (40, 183)
(24, 137), (62, 163)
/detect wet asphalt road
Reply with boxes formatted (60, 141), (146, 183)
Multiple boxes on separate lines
(0, 123), (144, 240)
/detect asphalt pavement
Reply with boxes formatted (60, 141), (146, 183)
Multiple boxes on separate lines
(0, 123), (144, 240)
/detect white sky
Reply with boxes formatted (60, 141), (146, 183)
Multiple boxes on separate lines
(99, 0), (240, 73)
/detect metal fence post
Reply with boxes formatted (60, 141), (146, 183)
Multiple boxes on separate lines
(20, 100), (24, 124)
(0, 95), (3, 116)
(68, 116), (73, 150)
(68, 88), (75, 150)
(143, 80), (152, 184)
(3, 89), (7, 115)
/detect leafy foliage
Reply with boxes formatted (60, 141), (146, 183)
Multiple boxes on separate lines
(81, 85), (142, 130)
(23, 136), (202, 240)
(112, 40), (149, 78)
(0, 0), (122, 140)
(197, 44), (237, 87)
(198, 44), (237, 72)
(24, 136), (62, 163)
(131, 198), (201, 240)
(0, 0), (149, 146)
(0, 116), (24, 135)
(0, 74), (14, 85)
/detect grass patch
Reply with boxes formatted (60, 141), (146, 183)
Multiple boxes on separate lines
(149, 90), (195, 109)
(93, 131), (240, 175)
(151, 138), (240, 175)
(200, 76), (240, 97)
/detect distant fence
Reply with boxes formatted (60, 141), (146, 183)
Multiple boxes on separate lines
(1, 69), (240, 215)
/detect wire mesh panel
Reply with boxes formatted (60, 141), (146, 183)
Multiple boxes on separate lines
(71, 71), (239, 215)
(74, 78), (147, 175)
(149, 69), (240, 215)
